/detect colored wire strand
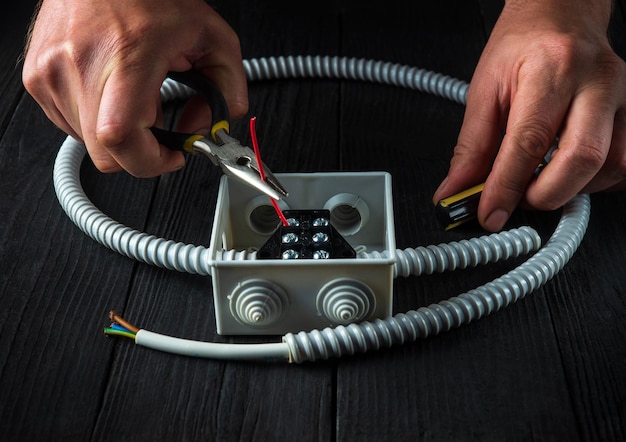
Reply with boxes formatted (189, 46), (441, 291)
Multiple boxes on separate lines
(104, 310), (139, 340)
(109, 310), (139, 333)
(103, 311), (290, 360)
(103, 327), (136, 340)
(249, 116), (289, 226)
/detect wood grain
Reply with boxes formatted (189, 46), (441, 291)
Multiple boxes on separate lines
(1, 0), (625, 440)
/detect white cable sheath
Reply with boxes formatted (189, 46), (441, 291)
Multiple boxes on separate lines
(52, 55), (591, 362)
(135, 330), (290, 361)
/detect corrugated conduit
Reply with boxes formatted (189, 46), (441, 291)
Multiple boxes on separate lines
(53, 55), (590, 362)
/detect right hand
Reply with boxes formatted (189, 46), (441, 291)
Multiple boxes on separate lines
(23, 0), (248, 177)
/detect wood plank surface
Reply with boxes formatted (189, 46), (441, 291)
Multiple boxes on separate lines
(1, 0), (625, 441)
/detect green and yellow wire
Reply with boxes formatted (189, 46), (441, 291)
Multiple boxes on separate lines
(103, 310), (139, 340)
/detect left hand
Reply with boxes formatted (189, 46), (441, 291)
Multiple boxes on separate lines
(433, 0), (626, 231)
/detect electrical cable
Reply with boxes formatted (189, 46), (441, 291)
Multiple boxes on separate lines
(52, 55), (590, 363)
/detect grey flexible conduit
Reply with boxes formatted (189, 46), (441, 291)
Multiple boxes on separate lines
(363, 226), (542, 278)
(284, 194), (589, 362)
(52, 55), (590, 362)
(53, 141), (215, 275)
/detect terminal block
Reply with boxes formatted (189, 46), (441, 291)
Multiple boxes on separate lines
(257, 209), (356, 260)
(209, 172), (396, 335)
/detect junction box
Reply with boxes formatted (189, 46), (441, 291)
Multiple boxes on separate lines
(209, 172), (396, 335)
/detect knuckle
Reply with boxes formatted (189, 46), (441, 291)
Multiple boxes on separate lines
(450, 140), (473, 162)
(96, 125), (129, 150)
(537, 33), (599, 74)
(546, 35), (581, 68)
(508, 120), (554, 161)
(493, 173), (527, 197)
(575, 141), (607, 170)
(229, 99), (249, 120)
(21, 69), (39, 95)
(563, 139), (608, 178)
(537, 36), (577, 69)
(63, 24), (148, 78)
(519, 34), (580, 80)
(223, 25), (242, 49)
(536, 35), (625, 91)
(525, 185), (569, 212)
(22, 50), (59, 96)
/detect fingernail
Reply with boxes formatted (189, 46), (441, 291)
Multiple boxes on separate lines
(484, 209), (509, 232)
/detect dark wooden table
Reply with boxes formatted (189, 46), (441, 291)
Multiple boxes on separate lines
(2, 1), (626, 440)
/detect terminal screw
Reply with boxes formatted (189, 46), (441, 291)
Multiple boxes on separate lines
(312, 232), (329, 243)
(282, 233), (299, 244)
(282, 249), (300, 259)
(286, 218), (300, 226)
(312, 217), (329, 227)
(313, 250), (330, 259)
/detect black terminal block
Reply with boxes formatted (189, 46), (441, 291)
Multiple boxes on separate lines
(257, 209), (356, 260)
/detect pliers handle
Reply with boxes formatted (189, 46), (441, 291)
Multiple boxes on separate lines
(151, 70), (288, 201)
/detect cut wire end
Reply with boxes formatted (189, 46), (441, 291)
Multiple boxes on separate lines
(249, 116), (289, 226)
(103, 326), (136, 340)
(105, 310), (140, 339)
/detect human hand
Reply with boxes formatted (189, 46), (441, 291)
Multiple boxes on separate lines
(432, 0), (626, 231)
(22, 0), (248, 177)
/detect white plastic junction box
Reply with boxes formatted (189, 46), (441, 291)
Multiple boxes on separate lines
(209, 171), (396, 335)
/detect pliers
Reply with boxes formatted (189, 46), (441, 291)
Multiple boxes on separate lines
(151, 70), (288, 200)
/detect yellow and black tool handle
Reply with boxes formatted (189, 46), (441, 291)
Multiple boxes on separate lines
(149, 128), (204, 154)
(435, 183), (484, 230)
(435, 157), (552, 230)
(150, 70), (230, 150)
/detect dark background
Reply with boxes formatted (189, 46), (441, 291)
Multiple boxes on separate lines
(1, 0), (625, 440)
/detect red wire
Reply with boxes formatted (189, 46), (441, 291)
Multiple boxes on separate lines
(249, 116), (289, 226)
(271, 199), (288, 226)
(249, 116), (266, 181)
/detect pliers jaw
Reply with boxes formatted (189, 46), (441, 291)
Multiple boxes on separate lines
(192, 129), (288, 201)
(150, 70), (289, 201)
